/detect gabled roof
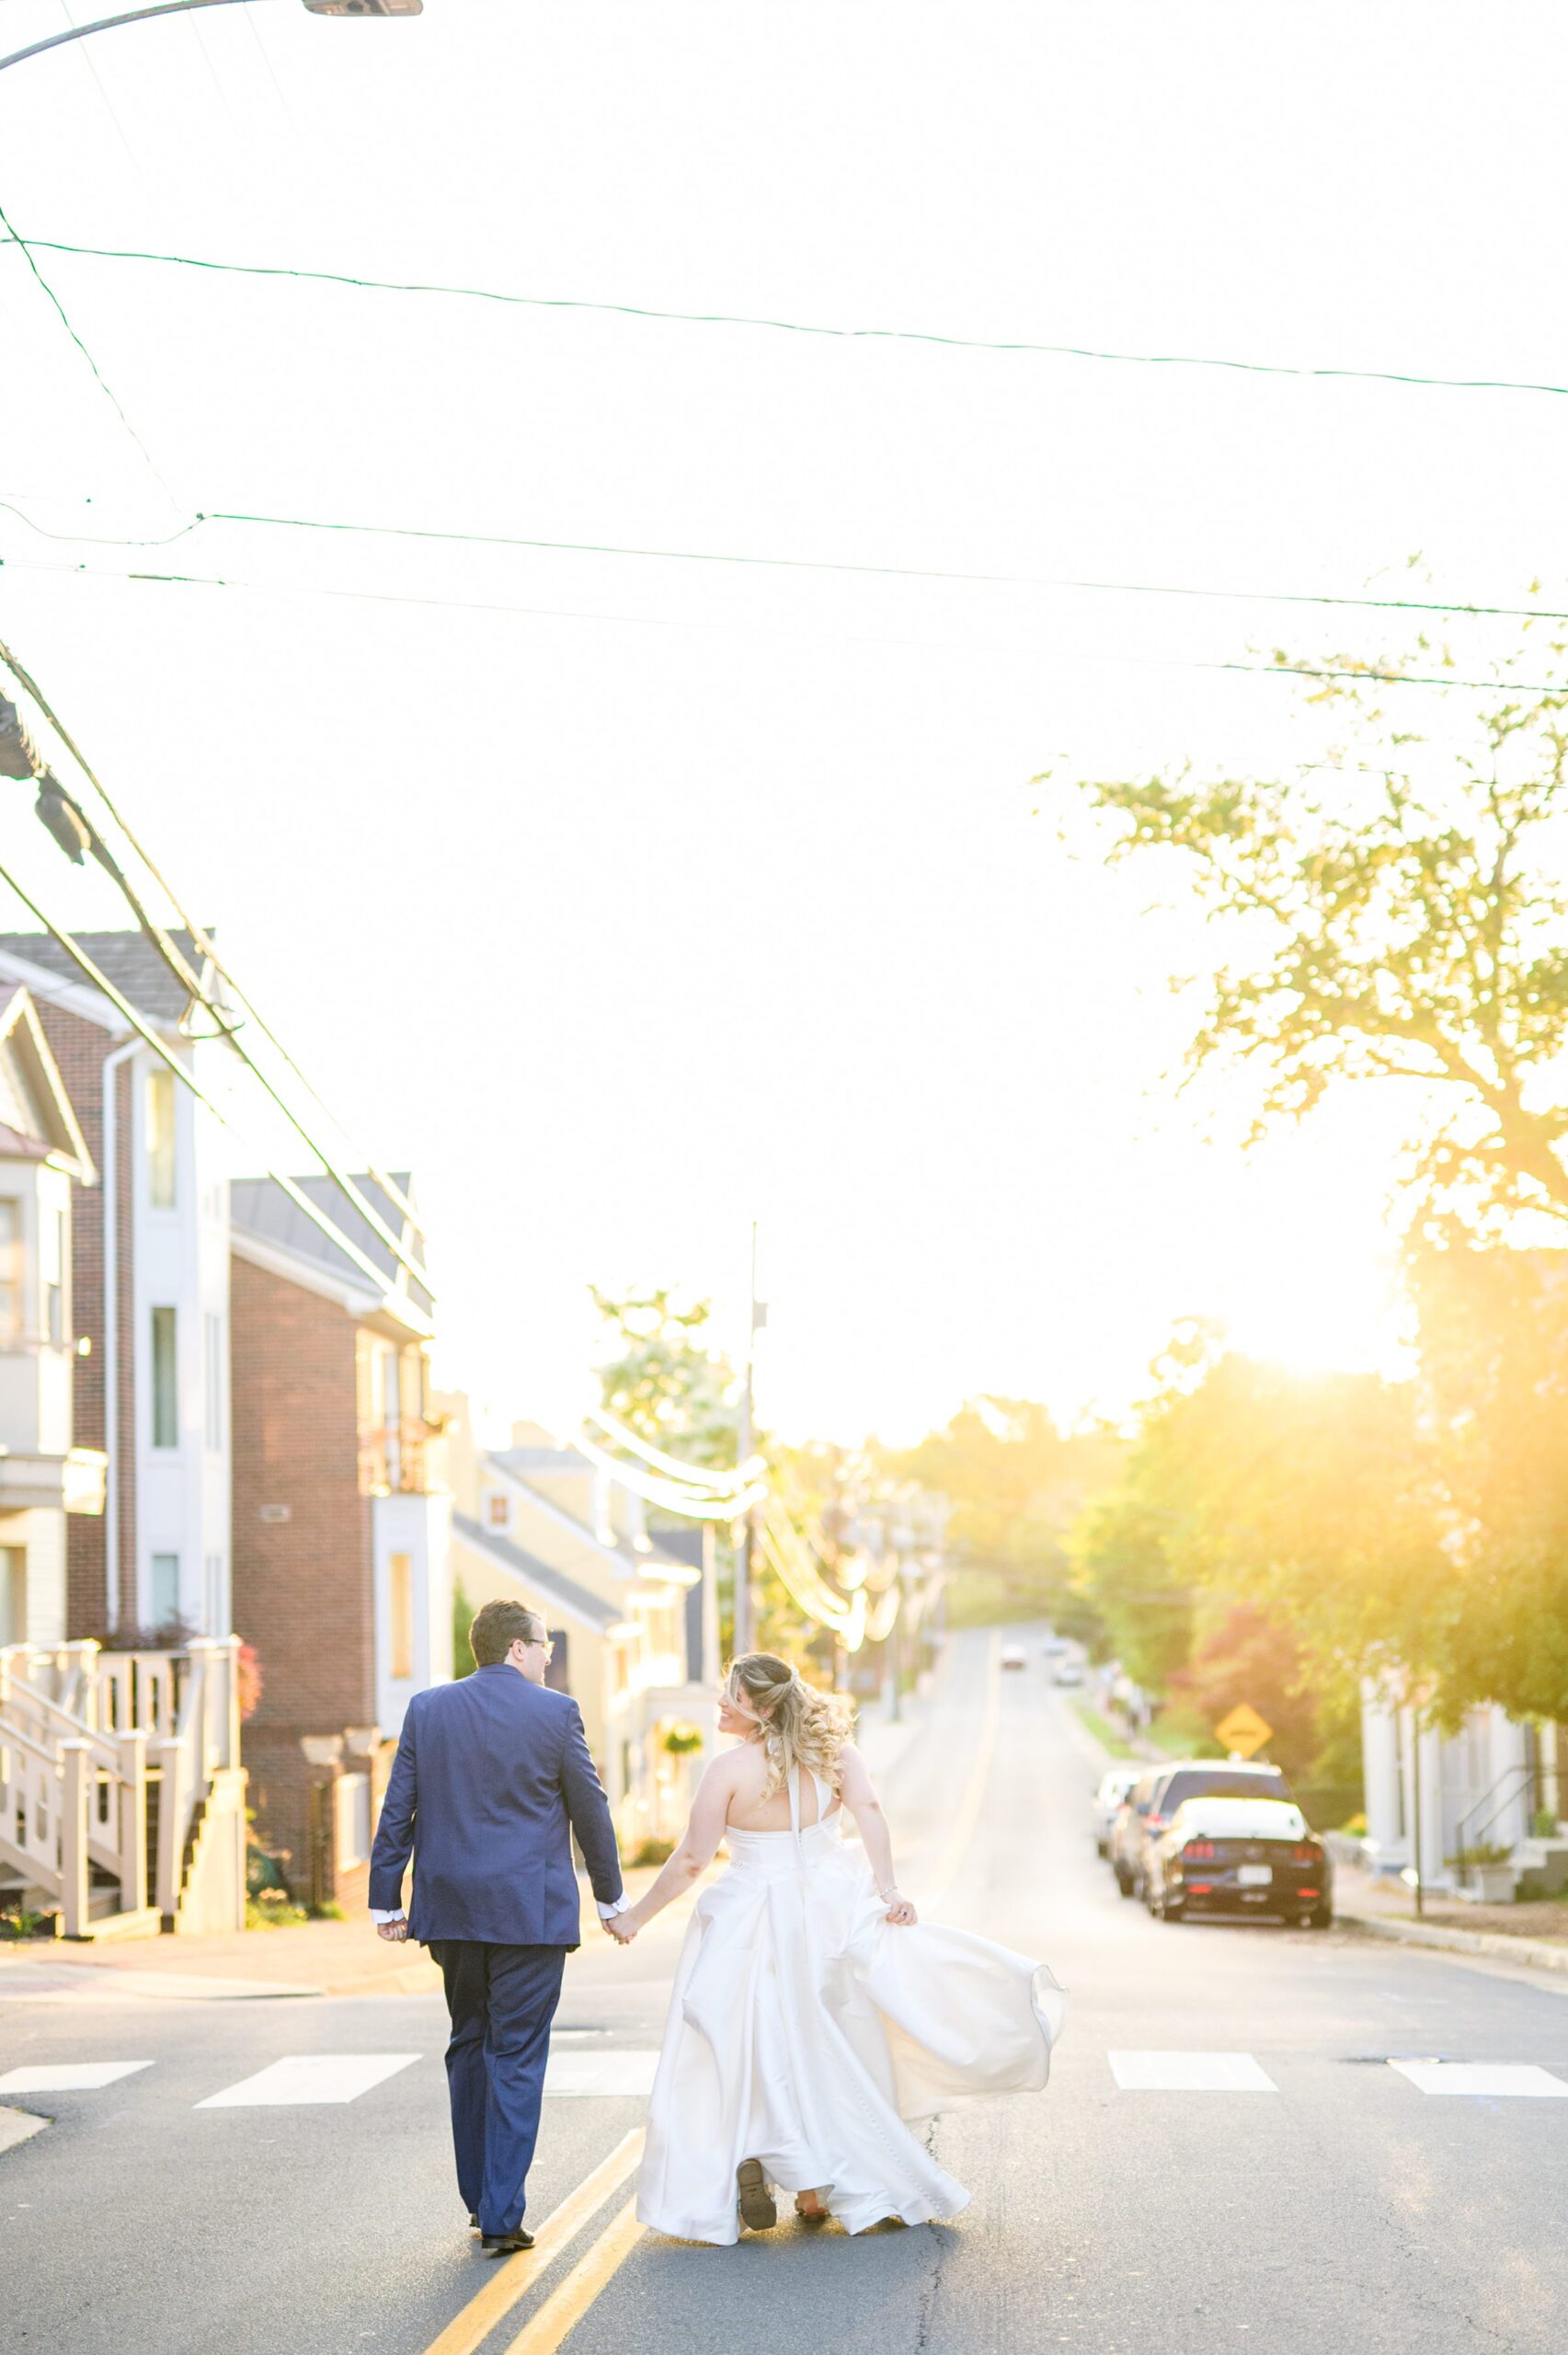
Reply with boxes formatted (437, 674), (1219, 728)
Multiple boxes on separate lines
(451, 1512), (622, 1634)
(231, 1171), (432, 1332)
(0, 928), (214, 1027)
(0, 985), (96, 1179)
(486, 1445), (701, 1583)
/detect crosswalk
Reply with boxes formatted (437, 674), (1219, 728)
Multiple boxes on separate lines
(3, 2045), (1566, 2115)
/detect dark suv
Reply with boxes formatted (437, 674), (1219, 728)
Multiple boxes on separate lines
(1114, 1759), (1294, 1899)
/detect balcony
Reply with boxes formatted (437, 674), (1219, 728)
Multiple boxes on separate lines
(357, 1417), (432, 1499)
(0, 1445), (107, 1515)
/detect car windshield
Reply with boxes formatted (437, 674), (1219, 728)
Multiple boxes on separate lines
(1162, 1770), (1290, 1810)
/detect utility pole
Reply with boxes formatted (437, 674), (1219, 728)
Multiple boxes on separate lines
(732, 1223), (761, 1659)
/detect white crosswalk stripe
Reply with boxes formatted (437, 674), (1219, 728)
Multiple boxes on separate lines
(1388, 2061), (1568, 2098)
(196, 2054), (421, 2108)
(0, 2061), (153, 2094)
(1108, 2050), (1278, 2092)
(544, 2049), (659, 2097)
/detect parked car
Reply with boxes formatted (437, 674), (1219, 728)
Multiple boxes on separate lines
(1109, 1769), (1164, 1896)
(1001, 1643), (1028, 1671)
(1091, 1767), (1141, 1856)
(1042, 1636), (1069, 1657)
(1114, 1758), (1295, 1899)
(1053, 1660), (1083, 1687)
(1144, 1797), (1333, 1927)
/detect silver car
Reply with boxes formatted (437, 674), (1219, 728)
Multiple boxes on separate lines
(1091, 1767), (1140, 1856)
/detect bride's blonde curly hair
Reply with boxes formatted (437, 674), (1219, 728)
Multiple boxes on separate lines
(727, 1651), (856, 1799)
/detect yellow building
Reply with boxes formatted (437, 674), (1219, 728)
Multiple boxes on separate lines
(441, 1400), (717, 1851)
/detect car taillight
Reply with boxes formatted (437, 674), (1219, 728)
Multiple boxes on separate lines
(1183, 1838), (1217, 1860)
(1147, 1815), (1167, 1833)
(1290, 1844), (1321, 1866)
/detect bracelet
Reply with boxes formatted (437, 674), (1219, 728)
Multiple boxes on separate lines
(878, 1884), (904, 1901)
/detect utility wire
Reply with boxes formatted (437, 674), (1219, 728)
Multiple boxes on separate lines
(0, 202), (179, 511)
(0, 626), (427, 1273)
(8, 230), (1568, 403)
(4, 552), (1561, 695)
(5, 497), (1564, 633)
(0, 859), (419, 1308)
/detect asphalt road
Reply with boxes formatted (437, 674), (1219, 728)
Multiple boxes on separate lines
(4, 1628), (1566, 2355)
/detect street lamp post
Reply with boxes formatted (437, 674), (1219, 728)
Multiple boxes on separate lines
(0, 0), (419, 78)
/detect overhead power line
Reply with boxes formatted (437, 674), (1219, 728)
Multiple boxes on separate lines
(4, 553), (1561, 696)
(0, 202), (178, 510)
(0, 627), (427, 1279)
(7, 230), (1568, 402)
(6, 498), (1566, 635)
(0, 861), (416, 1306)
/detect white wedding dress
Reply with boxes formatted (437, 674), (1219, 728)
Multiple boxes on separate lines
(637, 1763), (1066, 2246)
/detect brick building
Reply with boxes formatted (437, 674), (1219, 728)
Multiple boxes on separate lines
(231, 1172), (451, 1909)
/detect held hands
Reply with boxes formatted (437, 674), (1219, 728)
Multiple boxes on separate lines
(604, 1908), (639, 1946)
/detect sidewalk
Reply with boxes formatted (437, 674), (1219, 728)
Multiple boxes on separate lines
(1334, 1861), (1568, 1976)
(0, 1868), (670, 2002)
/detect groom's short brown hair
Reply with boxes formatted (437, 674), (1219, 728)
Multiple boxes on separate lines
(469, 1600), (547, 1667)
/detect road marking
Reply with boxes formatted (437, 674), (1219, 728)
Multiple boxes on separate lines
(0, 2061), (153, 2094)
(1389, 2061), (1568, 2098)
(544, 2049), (659, 2097)
(1109, 2051), (1278, 2092)
(921, 1630), (1000, 1912)
(497, 2197), (642, 2355)
(0, 2105), (49, 2152)
(196, 2053), (420, 2108)
(419, 2129), (645, 2355)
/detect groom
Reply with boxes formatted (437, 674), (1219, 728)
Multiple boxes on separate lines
(369, 1599), (628, 2252)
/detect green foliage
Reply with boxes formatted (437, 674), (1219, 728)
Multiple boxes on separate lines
(590, 1286), (740, 1467)
(1070, 1698), (1137, 1758)
(886, 1398), (1119, 1636)
(0, 1905), (49, 1940)
(1065, 631), (1568, 1231)
(452, 1577), (475, 1680)
(246, 1890), (307, 1929)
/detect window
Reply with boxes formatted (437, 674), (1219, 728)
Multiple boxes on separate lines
(147, 1067), (176, 1209)
(0, 1200), (17, 1340)
(151, 1307), (177, 1446)
(151, 1553), (180, 1628)
(204, 1314), (223, 1452)
(544, 1629), (569, 1694)
(0, 1547), (25, 1645)
(42, 1208), (63, 1346)
(389, 1551), (414, 1679)
(486, 1491), (509, 1530)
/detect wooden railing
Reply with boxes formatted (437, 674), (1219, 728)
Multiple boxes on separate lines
(0, 1637), (240, 1935)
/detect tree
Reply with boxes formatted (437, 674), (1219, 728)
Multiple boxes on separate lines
(886, 1397), (1119, 1633)
(1063, 615), (1568, 1231)
(1408, 1235), (1568, 1721)
(589, 1286), (740, 1467)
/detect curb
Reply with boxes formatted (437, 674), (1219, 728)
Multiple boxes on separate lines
(1339, 1908), (1568, 1977)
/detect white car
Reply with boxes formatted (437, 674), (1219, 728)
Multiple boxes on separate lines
(1091, 1766), (1140, 1856)
(1001, 1643), (1028, 1670)
(1053, 1660), (1083, 1687)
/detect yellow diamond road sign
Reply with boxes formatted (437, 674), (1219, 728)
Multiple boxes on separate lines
(1215, 1703), (1273, 1759)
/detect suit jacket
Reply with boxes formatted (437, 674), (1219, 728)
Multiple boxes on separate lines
(368, 1664), (624, 1946)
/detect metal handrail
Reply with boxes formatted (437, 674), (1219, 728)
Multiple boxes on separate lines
(1454, 1761), (1539, 1871)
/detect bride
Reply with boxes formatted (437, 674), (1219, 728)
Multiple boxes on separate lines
(609, 1650), (1065, 2245)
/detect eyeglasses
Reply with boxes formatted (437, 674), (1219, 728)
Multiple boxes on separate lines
(524, 1636), (554, 1661)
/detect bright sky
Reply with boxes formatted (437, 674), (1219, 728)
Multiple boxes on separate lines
(1, 6), (1564, 1442)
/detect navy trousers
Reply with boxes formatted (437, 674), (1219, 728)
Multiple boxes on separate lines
(429, 1940), (567, 2234)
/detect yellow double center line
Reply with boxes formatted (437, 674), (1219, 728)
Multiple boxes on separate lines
(423, 2129), (647, 2355)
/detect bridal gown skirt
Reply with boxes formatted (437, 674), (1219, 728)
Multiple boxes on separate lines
(636, 1817), (1067, 2246)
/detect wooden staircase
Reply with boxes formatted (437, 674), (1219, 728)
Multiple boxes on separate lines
(0, 1637), (246, 1940)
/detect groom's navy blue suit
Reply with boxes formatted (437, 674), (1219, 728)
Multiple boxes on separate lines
(369, 1663), (623, 2234)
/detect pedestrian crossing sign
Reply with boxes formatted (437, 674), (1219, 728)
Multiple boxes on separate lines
(1215, 1703), (1273, 1759)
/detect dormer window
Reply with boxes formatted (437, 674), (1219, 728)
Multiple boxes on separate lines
(486, 1491), (509, 1530)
